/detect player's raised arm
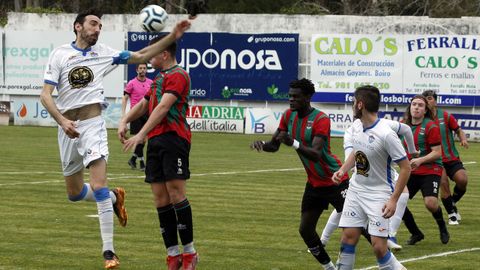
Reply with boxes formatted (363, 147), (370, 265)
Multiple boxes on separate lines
(128, 20), (191, 64)
(398, 122), (418, 155)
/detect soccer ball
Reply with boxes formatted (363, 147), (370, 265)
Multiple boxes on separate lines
(139, 5), (168, 32)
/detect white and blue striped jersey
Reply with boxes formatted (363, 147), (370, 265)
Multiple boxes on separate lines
(347, 118), (407, 196)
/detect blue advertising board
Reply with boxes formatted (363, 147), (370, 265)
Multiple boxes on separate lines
(379, 111), (480, 131)
(127, 32), (299, 101)
(312, 92), (480, 106)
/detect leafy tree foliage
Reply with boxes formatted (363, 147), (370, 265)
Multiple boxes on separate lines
(1, 0), (480, 18)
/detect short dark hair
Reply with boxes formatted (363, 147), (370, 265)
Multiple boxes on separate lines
(136, 63), (148, 69)
(404, 95), (433, 125)
(73, 9), (103, 35)
(289, 78), (315, 97)
(422, 90), (437, 100)
(354, 85), (380, 113)
(149, 34), (177, 56)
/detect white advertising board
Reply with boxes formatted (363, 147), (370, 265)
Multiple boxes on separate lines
(244, 108), (283, 135)
(13, 96), (122, 128)
(2, 31), (124, 98)
(310, 34), (480, 106)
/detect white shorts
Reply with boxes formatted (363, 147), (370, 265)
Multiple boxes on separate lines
(58, 116), (109, 176)
(338, 190), (390, 237)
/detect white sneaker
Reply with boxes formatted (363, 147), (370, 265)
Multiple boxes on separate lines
(448, 213), (459, 225)
(455, 211), (462, 221)
(387, 237), (403, 251)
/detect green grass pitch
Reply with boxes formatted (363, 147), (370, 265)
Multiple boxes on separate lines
(0, 126), (479, 269)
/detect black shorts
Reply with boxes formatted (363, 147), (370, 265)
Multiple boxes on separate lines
(301, 180), (349, 213)
(130, 114), (148, 135)
(145, 132), (191, 183)
(443, 160), (465, 180)
(407, 174), (440, 198)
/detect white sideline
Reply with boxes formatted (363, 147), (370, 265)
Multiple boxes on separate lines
(0, 168), (304, 186)
(0, 160), (476, 186)
(356, 247), (480, 270)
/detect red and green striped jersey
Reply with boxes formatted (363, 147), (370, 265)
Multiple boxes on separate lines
(146, 65), (191, 143)
(433, 109), (460, 163)
(278, 108), (348, 187)
(406, 118), (442, 176)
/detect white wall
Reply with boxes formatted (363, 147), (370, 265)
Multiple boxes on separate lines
(3, 12), (480, 114)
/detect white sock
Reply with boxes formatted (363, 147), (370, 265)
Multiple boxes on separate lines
(183, 242), (196, 254)
(80, 183), (116, 204)
(336, 243), (355, 270)
(322, 261), (337, 270)
(389, 192), (409, 236)
(167, 245), (181, 256)
(321, 210), (341, 245)
(378, 251), (404, 270)
(97, 198), (114, 252)
(94, 188), (114, 252)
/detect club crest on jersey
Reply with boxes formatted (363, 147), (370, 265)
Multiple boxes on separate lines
(90, 51), (98, 57)
(368, 135), (375, 143)
(355, 151), (370, 177)
(68, 66), (94, 89)
(306, 121), (313, 129)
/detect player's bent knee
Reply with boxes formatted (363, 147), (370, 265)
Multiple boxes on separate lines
(454, 174), (468, 187)
(424, 199), (439, 212)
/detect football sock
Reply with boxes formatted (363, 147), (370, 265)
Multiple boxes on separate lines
(452, 185), (466, 203)
(321, 210), (341, 245)
(378, 250), (404, 270)
(94, 187), (114, 252)
(157, 204), (179, 249)
(441, 196), (455, 214)
(309, 244), (332, 265)
(432, 207), (447, 229)
(389, 192), (409, 236)
(134, 144), (144, 158)
(167, 245), (181, 257)
(68, 183), (116, 203)
(402, 207), (422, 235)
(174, 198), (194, 245)
(322, 261), (336, 270)
(336, 242), (356, 269)
(183, 242), (196, 254)
(68, 183), (90, 202)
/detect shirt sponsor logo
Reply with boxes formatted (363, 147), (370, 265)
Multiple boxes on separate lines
(68, 66), (94, 89)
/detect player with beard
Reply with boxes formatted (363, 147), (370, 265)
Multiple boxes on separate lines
(41, 9), (191, 268)
(320, 117), (417, 251)
(333, 85), (410, 270)
(251, 78), (347, 270)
